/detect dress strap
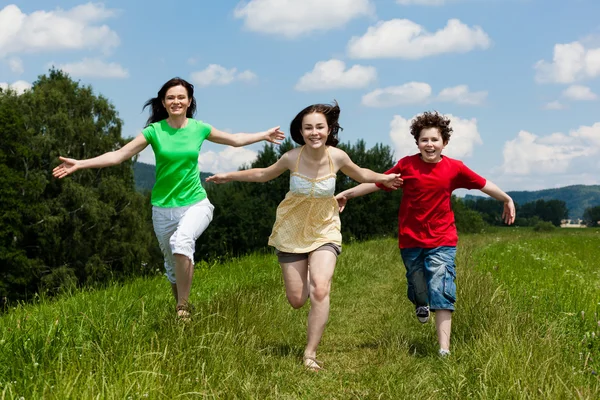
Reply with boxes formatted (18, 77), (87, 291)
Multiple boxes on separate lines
(294, 146), (305, 172)
(326, 148), (335, 174)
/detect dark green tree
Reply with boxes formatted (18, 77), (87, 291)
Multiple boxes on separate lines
(582, 206), (600, 227)
(0, 69), (160, 303)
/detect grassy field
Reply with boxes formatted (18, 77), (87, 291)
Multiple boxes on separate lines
(1, 228), (600, 399)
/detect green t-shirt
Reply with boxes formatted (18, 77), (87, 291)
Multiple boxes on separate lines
(142, 119), (212, 208)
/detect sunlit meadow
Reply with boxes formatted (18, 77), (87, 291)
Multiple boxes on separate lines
(1, 229), (599, 399)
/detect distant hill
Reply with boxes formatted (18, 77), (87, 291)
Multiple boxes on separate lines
(465, 185), (600, 219)
(133, 162), (213, 193)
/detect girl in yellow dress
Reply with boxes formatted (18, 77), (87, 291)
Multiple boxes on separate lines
(206, 101), (402, 370)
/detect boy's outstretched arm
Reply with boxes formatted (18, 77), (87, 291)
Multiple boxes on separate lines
(480, 181), (516, 225)
(335, 183), (381, 213)
(205, 152), (291, 184)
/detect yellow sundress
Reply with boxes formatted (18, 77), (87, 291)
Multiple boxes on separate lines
(268, 146), (342, 253)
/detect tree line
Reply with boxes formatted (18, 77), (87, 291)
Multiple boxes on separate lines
(1, 70), (598, 305)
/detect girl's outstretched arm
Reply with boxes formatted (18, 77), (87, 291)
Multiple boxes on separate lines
(480, 181), (516, 225)
(207, 126), (285, 147)
(52, 134), (149, 179)
(206, 152), (292, 184)
(333, 148), (402, 189)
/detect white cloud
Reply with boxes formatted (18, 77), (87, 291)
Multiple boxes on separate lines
(542, 101), (567, 110)
(362, 82), (432, 107)
(500, 123), (600, 175)
(190, 64), (257, 87)
(534, 41), (600, 84)
(347, 18), (490, 59)
(362, 83), (486, 107)
(8, 57), (23, 74)
(295, 59), (377, 91)
(0, 80), (32, 94)
(234, 0), (373, 38)
(397, 0), (445, 5)
(389, 113), (482, 160)
(0, 3), (120, 57)
(198, 146), (258, 173)
(562, 84), (597, 101)
(437, 85), (487, 105)
(53, 58), (128, 78)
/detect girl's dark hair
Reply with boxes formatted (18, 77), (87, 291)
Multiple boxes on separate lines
(410, 111), (453, 143)
(290, 100), (342, 147)
(143, 77), (197, 126)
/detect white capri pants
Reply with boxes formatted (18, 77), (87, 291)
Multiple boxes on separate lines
(152, 198), (214, 284)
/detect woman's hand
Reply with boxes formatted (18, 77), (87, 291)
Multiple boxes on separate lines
(263, 126), (285, 145)
(52, 157), (81, 179)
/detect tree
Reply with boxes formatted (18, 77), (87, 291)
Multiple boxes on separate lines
(583, 206), (600, 227)
(518, 199), (568, 226)
(0, 69), (160, 303)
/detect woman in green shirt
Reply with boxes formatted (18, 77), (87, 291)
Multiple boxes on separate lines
(53, 77), (284, 320)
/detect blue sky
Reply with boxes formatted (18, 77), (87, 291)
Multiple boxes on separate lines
(1, 0), (599, 192)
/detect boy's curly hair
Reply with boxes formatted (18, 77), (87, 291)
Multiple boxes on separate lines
(410, 111), (453, 143)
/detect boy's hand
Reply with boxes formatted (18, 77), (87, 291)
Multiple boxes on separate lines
(205, 173), (231, 184)
(263, 126), (285, 145)
(502, 199), (516, 225)
(382, 173), (403, 189)
(335, 193), (348, 213)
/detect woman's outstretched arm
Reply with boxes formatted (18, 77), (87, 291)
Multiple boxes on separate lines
(53, 134), (149, 179)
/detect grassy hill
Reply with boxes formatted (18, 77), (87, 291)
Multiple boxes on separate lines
(1, 229), (599, 398)
(465, 184), (600, 219)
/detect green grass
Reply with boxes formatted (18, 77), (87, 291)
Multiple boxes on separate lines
(1, 229), (600, 398)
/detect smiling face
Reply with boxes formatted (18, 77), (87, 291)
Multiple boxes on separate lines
(161, 85), (192, 118)
(300, 112), (329, 148)
(417, 127), (447, 163)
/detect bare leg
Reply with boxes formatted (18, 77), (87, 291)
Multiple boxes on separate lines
(174, 254), (194, 309)
(280, 259), (309, 309)
(435, 310), (452, 351)
(304, 250), (336, 361)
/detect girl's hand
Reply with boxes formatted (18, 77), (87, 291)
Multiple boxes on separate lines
(382, 173), (403, 189)
(263, 126), (285, 145)
(205, 173), (231, 184)
(52, 156), (81, 179)
(335, 193), (348, 213)
(502, 199), (516, 225)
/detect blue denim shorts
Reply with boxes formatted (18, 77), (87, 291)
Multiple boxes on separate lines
(400, 246), (457, 311)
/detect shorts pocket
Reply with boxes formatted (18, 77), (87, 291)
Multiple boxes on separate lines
(442, 265), (457, 303)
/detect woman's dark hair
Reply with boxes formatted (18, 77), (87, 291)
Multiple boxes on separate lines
(290, 100), (342, 147)
(143, 77), (197, 126)
(410, 111), (453, 143)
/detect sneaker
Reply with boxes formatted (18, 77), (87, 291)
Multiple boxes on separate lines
(415, 305), (430, 323)
(439, 349), (451, 357)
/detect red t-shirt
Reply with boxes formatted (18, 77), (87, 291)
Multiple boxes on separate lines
(376, 154), (486, 249)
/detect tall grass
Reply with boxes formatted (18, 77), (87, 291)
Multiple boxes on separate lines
(1, 229), (599, 398)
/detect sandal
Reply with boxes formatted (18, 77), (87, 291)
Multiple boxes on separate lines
(303, 355), (323, 371)
(176, 304), (191, 322)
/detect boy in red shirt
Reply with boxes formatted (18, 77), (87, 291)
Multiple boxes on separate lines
(335, 111), (515, 356)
